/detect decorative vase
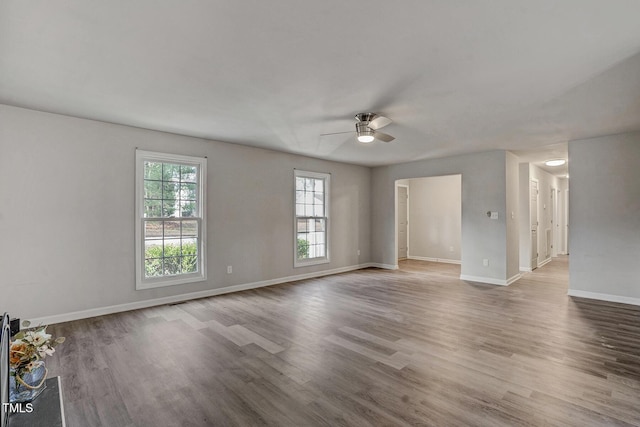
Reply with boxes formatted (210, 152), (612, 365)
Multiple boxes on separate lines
(9, 361), (47, 403)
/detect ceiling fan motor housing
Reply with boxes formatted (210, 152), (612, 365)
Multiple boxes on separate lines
(355, 113), (376, 124)
(355, 123), (374, 139)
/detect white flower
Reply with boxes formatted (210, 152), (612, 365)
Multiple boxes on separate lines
(32, 332), (51, 347)
(37, 345), (55, 358)
(23, 332), (35, 343)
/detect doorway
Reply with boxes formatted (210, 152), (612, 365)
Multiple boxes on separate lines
(395, 175), (461, 266)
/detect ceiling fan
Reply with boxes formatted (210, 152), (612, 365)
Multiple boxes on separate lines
(321, 113), (395, 143)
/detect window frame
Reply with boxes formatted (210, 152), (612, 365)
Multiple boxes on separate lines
(135, 150), (207, 289)
(294, 169), (330, 268)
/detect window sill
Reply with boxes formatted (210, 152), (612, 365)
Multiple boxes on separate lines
(294, 258), (330, 268)
(136, 273), (206, 290)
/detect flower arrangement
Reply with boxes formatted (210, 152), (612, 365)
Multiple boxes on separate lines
(9, 321), (65, 386)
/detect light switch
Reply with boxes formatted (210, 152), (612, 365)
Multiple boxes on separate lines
(490, 211), (499, 219)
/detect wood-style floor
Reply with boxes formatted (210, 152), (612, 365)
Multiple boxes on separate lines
(47, 257), (640, 426)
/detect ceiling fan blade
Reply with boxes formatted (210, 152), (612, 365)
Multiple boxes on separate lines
(373, 131), (395, 143)
(320, 131), (355, 137)
(368, 115), (392, 130)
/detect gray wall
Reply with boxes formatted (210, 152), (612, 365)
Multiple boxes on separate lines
(0, 105), (371, 319)
(406, 175), (461, 261)
(371, 151), (518, 283)
(569, 132), (640, 302)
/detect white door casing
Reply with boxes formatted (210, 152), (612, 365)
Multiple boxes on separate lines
(530, 179), (538, 269)
(397, 185), (408, 260)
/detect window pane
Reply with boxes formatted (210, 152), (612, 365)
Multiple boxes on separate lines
(163, 181), (178, 199)
(144, 200), (162, 218)
(164, 238), (181, 252)
(305, 205), (314, 216)
(315, 219), (325, 231)
(162, 200), (177, 217)
(181, 256), (198, 273)
(296, 177), (304, 190)
(180, 201), (196, 217)
(305, 178), (314, 191)
(180, 183), (197, 200)
(304, 191), (314, 205)
(164, 221), (181, 238)
(164, 257), (181, 275)
(163, 164), (181, 181)
(144, 162), (163, 180)
(144, 221), (163, 239)
(144, 241), (163, 259)
(145, 258), (163, 277)
(313, 205), (324, 216)
(180, 165), (197, 183)
(182, 220), (198, 238)
(144, 180), (162, 199)
(314, 179), (324, 193)
(181, 239), (198, 256)
(297, 235), (310, 259)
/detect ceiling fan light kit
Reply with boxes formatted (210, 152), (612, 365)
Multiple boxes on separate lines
(320, 112), (395, 144)
(356, 123), (375, 143)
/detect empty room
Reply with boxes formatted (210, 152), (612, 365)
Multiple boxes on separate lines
(1, 1), (639, 426)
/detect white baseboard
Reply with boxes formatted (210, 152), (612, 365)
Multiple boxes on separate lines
(369, 263), (399, 270)
(520, 267), (532, 273)
(538, 257), (552, 268)
(408, 256), (461, 265)
(567, 290), (640, 307)
(458, 273), (521, 286)
(28, 263), (375, 326)
(460, 274), (509, 286)
(506, 273), (522, 286)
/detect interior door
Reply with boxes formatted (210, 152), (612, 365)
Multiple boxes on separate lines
(530, 179), (538, 269)
(397, 186), (408, 260)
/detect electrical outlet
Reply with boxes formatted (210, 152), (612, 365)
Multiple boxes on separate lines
(449, 246), (454, 252)
(227, 265), (232, 274)
(357, 249), (361, 256)
(483, 259), (489, 267)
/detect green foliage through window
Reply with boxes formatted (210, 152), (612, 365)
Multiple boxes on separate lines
(297, 238), (310, 259)
(145, 242), (198, 277)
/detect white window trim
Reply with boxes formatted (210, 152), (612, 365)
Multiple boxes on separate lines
(135, 150), (207, 290)
(294, 169), (330, 268)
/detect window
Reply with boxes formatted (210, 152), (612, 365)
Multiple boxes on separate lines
(135, 150), (206, 289)
(294, 170), (330, 267)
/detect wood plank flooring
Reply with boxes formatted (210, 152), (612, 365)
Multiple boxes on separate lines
(46, 257), (640, 426)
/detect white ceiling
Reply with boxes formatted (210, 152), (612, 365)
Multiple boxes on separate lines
(2, 1), (640, 173)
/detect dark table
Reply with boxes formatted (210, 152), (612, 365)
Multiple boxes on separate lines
(8, 377), (65, 427)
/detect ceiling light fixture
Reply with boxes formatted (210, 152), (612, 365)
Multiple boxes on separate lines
(356, 123), (375, 143)
(545, 159), (566, 167)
